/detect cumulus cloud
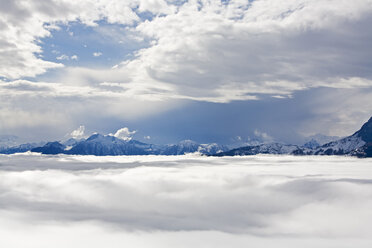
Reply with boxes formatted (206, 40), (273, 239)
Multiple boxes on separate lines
(0, 0), (173, 79)
(0, 0), (138, 78)
(56, 54), (70, 60)
(113, 127), (136, 141)
(93, 52), (103, 57)
(0, 78), (179, 135)
(23, 0), (370, 104)
(55, 54), (77, 61)
(113, 0), (372, 102)
(0, 154), (372, 248)
(254, 129), (274, 143)
(2, 0), (372, 97)
(1, 0), (372, 141)
(70, 125), (86, 139)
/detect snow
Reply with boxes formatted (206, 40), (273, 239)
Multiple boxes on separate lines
(318, 134), (365, 153)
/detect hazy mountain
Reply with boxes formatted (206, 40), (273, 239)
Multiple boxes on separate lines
(0, 135), (19, 148)
(0, 142), (46, 154)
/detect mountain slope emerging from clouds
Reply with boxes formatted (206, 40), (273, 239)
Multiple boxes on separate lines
(23, 135), (228, 156)
(215, 116), (372, 158)
(312, 117), (372, 157)
(1, 117), (371, 157)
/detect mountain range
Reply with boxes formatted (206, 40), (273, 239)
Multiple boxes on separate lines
(214, 116), (372, 158)
(3, 134), (228, 156)
(0, 116), (371, 157)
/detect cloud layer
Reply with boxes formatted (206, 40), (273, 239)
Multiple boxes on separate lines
(1, 154), (372, 247)
(2, 0), (372, 99)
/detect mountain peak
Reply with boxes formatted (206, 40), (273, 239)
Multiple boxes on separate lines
(86, 133), (119, 142)
(86, 133), (105, 141)
(354, 116), (372, 142)
(31, 141), (65, 155)
(303, 139), (320, 149)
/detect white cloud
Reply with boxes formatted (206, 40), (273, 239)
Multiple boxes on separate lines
(93, 52), (103, 57)
(113, 127), (136, 141)
(56, 54), (70, 60)
(56, 54), (78, 60)
(29, 0), (369, 104)
(298, 88), (372, 137)
(0, 0), (169, 79)
(1, 154), (372, 247)
(0, 78), (181, 141)
(120, 0), (372, 102)
(1, 0), (372, 139)
(1, 0), (372, 97)
(70, 125), (85, 139)
(254, 129), (274, 143)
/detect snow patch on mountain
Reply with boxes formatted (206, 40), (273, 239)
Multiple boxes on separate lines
(314, 135), (365, 155)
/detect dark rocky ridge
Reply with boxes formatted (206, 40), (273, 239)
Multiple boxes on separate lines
(31, 142), (65, 155)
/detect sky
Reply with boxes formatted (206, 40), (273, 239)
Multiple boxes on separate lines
(1, 0), (372, 145)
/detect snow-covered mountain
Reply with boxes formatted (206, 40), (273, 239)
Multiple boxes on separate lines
(2, 116), (371, 157)
(158, 140), (228, 155)
(313, 116), (372, 157)
(65, 134), (150, 155)
(198, 143), (228, 155)
(215, 116), (372, 158)
(312, 135), (365, 155)
(62, 138), (85, 147)
(214, 143), (305, 156)
(303, 139), (320, 149)
(159, 140), (200, 155)
(31, 142), (66, 155)
(20, 135), (228, 156)
(0, 142), (46, 154)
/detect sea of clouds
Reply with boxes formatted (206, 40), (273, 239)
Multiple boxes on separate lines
(0, 153), (372, 247)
